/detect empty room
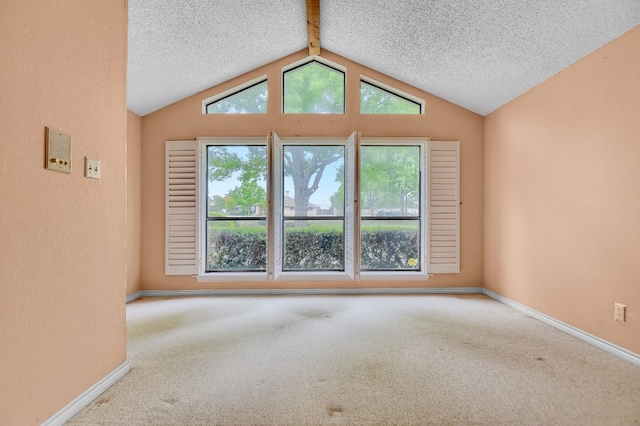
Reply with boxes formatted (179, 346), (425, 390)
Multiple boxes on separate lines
(1, 0), (639, 425)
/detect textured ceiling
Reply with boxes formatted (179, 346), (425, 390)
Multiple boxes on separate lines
(128, 0), (640, 116)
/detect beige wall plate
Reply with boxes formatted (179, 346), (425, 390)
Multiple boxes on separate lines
(85, 157), (101, 179)
(45, 127), (72, 173)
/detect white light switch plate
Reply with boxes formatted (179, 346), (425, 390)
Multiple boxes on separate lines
(85, 157), (100, 179)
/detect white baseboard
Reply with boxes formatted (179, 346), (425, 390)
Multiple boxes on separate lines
(42, 361), (131, 426)
(134, 287), (483, 298)
(126, 291), (142, 303)
(483, 289), (640, 368)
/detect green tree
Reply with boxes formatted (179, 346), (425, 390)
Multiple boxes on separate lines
(360, 147), (395, 215)
(206, 81), (267, 114)
(208, 195), (226, 215)
(284, 146), (343, 217)
(208, 146), (267, 215)
(388, 147), (419, 214)
(208, 145), (344, 220)
(284, 62), (344, 113)
(329, 163), (344, 213)
(360, 146), (419, 216)
(360, 81), (420, 114)
(223, 181), (266, 215)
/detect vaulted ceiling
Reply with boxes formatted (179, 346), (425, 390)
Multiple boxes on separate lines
(127, 0), (640, 117)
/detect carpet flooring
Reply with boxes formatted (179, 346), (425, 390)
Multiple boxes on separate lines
(67, 294), (640, 425)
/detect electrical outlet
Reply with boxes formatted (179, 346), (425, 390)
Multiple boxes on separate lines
(614, 303), (626, 323)
(85, 157), (100, 179)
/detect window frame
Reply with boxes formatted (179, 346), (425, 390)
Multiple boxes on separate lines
(272, 135), (355, 282)
(201, 75), (268, 115)
(204, 143), (269, 273)
(197, 137), (270, 281)
(358, 139), (429, 279)
(281, 144), (346, 272)
(360, 75), (425, 115)
(281, 56), (347, 115)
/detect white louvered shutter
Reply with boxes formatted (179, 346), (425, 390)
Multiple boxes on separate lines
(427, 141), (460, 273)
(165, 141), (199, 275)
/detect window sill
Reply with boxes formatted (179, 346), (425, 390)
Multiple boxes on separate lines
(274, 271), (353, 282)
(194, 271), (432, 283)
(358, 271), (430, 281)
(195, 272), (268, 282)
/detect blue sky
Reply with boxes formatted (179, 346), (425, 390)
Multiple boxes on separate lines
(207, 146), (343, 209)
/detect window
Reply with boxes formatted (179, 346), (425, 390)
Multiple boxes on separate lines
(283, 60), (345, 114)
(360, 78), (423, 114)
(360, 145), (422, 271)
(273, 135), (355, 280)
(281, 145), (345, 271)
(203, 78), (267, 114)
(165, 137), (459, 279)
(206, 144), (267, 272)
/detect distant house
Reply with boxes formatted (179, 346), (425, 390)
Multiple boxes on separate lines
(249, 204), (264, 215)
(249, 195), (322, 216)
(283, 195), (321, 216)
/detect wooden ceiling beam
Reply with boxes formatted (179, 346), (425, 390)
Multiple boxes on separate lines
(306, 0), (320, 56)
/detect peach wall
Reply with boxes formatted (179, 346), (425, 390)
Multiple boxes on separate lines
(141, 49), (484, 290)
(127, 110), (142, 296)
(0, 1), (128, 424)
(484, 26), (640, 354)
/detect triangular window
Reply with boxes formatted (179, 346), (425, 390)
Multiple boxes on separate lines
(360, 78), (422, 114)
(204, 78), (267, 114)
(283, 60), (345, 114)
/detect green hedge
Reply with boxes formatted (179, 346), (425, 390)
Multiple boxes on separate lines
(207, 227), (419, 271)
(207, 227), (267, 271)
(360, 230), (418, 270)
(284, 229), (344, 270)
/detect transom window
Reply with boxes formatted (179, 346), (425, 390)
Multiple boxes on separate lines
(282, 60), (345, 114)
(203, 60), (427, 116)
(204, 78), (267, 114)
(360, 80), (422, 114)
